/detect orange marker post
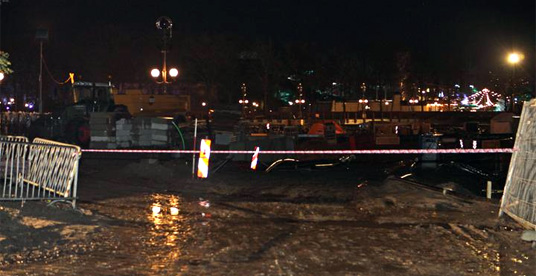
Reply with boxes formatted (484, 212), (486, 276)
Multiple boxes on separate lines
(197, 139), (211, 178)
(250, 147), (260, 170)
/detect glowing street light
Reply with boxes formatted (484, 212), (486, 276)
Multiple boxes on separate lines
(408, 98), (419, 111)
(150, 68), (160, 78)
(239, 83), (248, 118)
(295, 83), (306, 118)
(506, 51), (524, 111)
(150, 66), (179, 84)
(169, 68), (179, 78)
(507, 52), (523, 64)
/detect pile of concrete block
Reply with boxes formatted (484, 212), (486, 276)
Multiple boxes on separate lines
(130, 117), (172, 147)
(149, 117), (172, 146)
(116, 118), (133, 148)
(131, 117), (152, 147)
(90, 115), (173, 149)
(90, 113), (116, 149)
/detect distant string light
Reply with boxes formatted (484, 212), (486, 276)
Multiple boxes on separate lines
(468, 88), (501, 108)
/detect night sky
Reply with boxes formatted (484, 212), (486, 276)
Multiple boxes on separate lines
(0, 0), (534, 98)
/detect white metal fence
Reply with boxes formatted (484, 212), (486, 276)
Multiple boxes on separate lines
(0, 135), (29, 143)
(0, 137), (81, 208)
(501, 100), (536, 229)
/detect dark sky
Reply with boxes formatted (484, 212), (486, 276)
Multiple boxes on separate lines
(7, 1), (531, 45)
(1, 0), (534, 84)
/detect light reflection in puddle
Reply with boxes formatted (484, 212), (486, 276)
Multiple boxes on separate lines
(463, 240), (533, 274)
(146, 193), (193, 272)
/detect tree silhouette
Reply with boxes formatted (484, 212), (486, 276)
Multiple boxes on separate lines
(0, 51), (13, 75)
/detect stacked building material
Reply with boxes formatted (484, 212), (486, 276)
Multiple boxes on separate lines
(116, 118), (133, 148)
(131, 117), (152, 147)
(88, 115), (174, 149)
(89, 112), (116, 149)
(129, 117), (172, 147)
(150, 117), (171, 146)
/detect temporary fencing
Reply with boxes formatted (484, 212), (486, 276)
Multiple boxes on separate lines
(501, 100), (536, 229)
(0, 138), (81, 208)
(0, 135), (29, 143)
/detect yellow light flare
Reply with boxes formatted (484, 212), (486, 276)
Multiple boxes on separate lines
(507, 52), (524, 64)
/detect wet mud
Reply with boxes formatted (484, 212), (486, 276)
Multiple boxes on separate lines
(0, 157), (534, 275)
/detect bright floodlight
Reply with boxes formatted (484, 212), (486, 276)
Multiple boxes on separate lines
(150, 68), (161, 78)
(0, 73), (4, 81)
(507, 53), (523, 64)
(169, 68), (179, 77)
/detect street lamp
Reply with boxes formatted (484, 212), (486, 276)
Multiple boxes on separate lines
(295, 83), (305, 118)
(506, 52), (524, 112)
(358, 98), (368, 122)
(252, 101), (259, 115)
(238, 83), (248, 118)
(409, 98), (418, 112)
(150, 16), (179, 93)
(507, 53), (523, 64)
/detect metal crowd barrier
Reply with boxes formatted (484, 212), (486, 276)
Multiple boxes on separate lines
(0, 135), (29, 143)
(0, 137), (81, 208)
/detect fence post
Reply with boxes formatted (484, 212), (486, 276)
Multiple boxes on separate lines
(486, 181), (492, 199)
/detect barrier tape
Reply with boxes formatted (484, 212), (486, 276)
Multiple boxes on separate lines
(81, 148), (516, 154)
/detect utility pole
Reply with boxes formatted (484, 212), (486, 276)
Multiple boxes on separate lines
(36, 29), (48, 114)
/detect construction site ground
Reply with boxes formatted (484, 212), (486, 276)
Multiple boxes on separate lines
(0, 155), (534, 275)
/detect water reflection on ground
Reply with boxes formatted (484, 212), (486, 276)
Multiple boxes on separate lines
(0, 162), (534, 275)
(147, 193), (191, 273)
(1, 193), (195, 275)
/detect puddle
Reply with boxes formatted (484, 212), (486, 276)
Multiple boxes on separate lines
(1, 193), (194, 275)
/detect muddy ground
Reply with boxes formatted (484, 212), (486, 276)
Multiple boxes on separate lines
(0, 155), (534, 275)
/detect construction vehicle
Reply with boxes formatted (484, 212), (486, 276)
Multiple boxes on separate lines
(29, 81), (191, 148)
(29, 81), (130, 147)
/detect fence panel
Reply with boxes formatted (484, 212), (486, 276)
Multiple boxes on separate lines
(0, 138), (81, 208)
(500, 100), (536, 229)
(0, 135), (29, 143)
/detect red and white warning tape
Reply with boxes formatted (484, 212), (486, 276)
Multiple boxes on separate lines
(81, 148), (516, 154)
